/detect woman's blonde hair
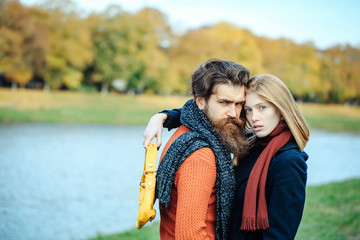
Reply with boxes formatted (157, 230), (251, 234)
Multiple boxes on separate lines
(246, 74), (310, 151)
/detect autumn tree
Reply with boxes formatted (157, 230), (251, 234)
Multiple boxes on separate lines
(89, 6), (172, 93)
(166, 22), (264, 94)
(33, 0), (93, 89)
(335, 45), (360, 102)
(1, 2), (358, 102)
(0, 0), (47, 88)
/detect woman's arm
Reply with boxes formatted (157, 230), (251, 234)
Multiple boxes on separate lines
(143, 108), (182, 149)
(263, 152), (307, 240)
(162, 109), (182, 129)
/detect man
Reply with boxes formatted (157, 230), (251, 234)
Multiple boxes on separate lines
(153, 58), (250, 240)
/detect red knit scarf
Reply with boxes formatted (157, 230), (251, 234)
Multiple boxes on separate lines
(240, 121), (292, 231)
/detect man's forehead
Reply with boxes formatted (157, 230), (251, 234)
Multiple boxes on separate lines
(212, 84), (245, 100)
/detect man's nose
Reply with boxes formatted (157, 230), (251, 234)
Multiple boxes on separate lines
(227, 105), (237, 118)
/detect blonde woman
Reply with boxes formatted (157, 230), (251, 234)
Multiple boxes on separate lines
(143, 74), (310, 239)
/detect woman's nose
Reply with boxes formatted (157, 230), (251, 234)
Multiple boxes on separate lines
(251, 110), (259, 122)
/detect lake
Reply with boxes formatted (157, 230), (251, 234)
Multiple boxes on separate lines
(0, 123), (359, 240)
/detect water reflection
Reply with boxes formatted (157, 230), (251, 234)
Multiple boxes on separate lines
(0, 123), (359, 240)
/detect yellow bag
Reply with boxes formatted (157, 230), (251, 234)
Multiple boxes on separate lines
(136, 143), (157, 229)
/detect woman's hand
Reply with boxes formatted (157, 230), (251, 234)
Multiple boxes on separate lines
(143, 113), (167, 149)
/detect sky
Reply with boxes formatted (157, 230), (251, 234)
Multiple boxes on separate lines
(21, 0), (360, 50)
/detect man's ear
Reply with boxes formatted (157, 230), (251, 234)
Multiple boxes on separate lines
(195, 97), (206, 110)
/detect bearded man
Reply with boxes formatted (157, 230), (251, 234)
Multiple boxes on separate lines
(154, 58), (251, 240)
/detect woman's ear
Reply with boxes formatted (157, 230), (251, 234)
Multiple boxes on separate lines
(280, 115), (284, 120)
(195, 97), (206, 110)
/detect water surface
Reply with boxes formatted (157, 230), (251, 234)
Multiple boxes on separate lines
(0, 123), (359, 240)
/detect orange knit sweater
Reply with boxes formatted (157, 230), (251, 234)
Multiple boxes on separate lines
(159, 125), (217, 240)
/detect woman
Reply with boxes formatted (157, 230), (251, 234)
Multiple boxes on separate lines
(143, 74), (309, 239)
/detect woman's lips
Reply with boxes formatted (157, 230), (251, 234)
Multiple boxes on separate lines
(252, 125), (263, 131)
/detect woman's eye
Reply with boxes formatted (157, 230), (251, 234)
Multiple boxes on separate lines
(259, 106), (266, 110)
(245, 109), (251, 113)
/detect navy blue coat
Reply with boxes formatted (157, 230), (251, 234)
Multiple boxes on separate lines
(230, 140), (308, 240)
(162, 108), (308, 240)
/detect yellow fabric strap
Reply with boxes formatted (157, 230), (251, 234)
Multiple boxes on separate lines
(140, 143), (157, 184)
(136, 143), (157, 229)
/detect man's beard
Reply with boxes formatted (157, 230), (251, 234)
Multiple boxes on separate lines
(207, 114), (252, 165)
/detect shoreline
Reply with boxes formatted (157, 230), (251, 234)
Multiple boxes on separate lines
(0, 89), (359, 133)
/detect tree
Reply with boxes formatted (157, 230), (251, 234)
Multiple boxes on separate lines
(166, 22), (264, 94)
(0, 1), (42, 88)
(36, 0), (93, 89)
(89, 6), (172, 93)
(322, 45), (360, 102)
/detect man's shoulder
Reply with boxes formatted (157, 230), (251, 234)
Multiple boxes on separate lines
(166, 125), (216, 166)
(172, 125), (191, 137)
(171, 125), (214, 156)
(187, 147), (216, 165)
(160, 125), (191, 160)
(166, 125), (190, 146)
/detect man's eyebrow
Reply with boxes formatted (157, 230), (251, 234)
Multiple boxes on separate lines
(218, 98), (245, 104)
(218, 98), (234, 102)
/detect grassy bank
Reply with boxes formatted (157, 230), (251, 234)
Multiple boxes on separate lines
(0, 88), (189, 125)
(1, 88), (360, 132)
(90, 178), (360, 240)
(297, 179), (360, 240)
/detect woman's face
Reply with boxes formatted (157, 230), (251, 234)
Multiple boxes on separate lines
(244, 92), (281, 138)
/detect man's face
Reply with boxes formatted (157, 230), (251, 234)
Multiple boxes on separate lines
(196, 83), (246, 123)
(196, 83), (249, 158)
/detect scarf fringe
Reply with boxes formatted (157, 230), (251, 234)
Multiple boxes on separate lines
(256, 218), (270, 230)
(240, 217), (270, 231)
(240, 217), (256, 231)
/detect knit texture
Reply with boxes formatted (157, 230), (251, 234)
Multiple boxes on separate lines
(156, 99), (235, 240)
(159, 127), (217, 239)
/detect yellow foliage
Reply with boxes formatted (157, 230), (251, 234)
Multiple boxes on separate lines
(6, 68), (33, 86)
(63, 71), (83, 89)
(0, 2), (359, 102)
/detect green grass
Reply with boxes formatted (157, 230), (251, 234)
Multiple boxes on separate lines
(299, 103), (360, 133)
(296, 179), (360, 240)
(305, 116), (360, 132)
(90, 222), (160, 240)
(1, 88), (360, 132)
(0, 107), (161, 125)
(0, 88), (189, 125)
(89, 179), (360, 240)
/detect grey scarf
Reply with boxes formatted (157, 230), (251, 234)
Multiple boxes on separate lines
(156, 99), (235, 240)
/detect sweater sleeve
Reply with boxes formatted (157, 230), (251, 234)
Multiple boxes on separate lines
(263, 151), (308, 240)
(174, 147), (217, 240)
(161, 108), (183, 130)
